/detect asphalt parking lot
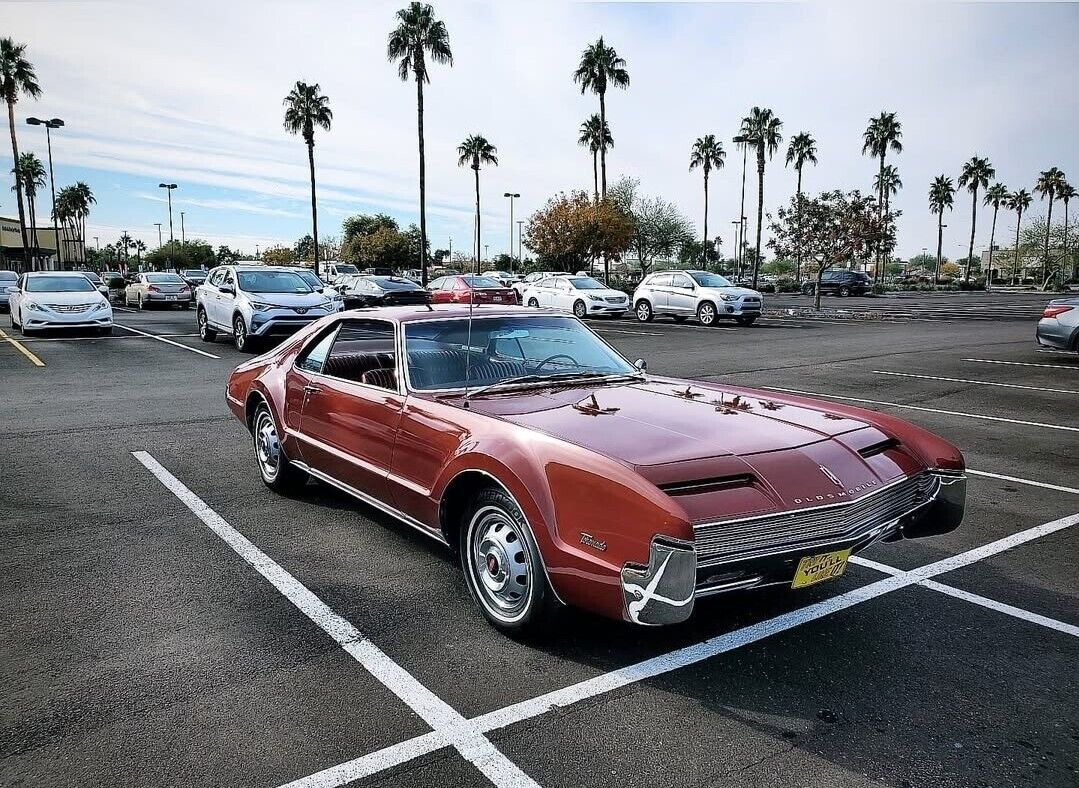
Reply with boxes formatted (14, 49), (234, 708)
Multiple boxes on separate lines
(1, 293), (1076, 788)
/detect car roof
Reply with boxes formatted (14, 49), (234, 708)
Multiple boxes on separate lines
(338, 304), (543, 324)
(26, 270), (92, 277)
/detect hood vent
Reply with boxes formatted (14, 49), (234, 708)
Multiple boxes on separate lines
(659, 473), (755, 497)
(858, 438), (900, 459)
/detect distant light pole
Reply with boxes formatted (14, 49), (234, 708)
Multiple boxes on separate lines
(516, 220), (524, 265)
(731, 220), (740, 274)
(180, 211), (186, 244)
(26, 117), (65, 269)
(733, 135), (754, 276)
(255, 244), (260, 259)
(503, 192), (520, 274)
(484, 243), (489, 264)
(158, 183), (177, 241)
(93, 236), (99, 250)
(154, 223), (163, 248)
(448, 236), (452, 267)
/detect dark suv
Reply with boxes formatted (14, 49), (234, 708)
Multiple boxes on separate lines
(802, 270), (872, 297)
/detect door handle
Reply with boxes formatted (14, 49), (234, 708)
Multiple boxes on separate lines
(303, 384), (322, 395)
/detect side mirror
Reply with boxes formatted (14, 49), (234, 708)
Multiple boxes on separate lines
(634, 358), (647, 373)
(219, 285), (235, 295)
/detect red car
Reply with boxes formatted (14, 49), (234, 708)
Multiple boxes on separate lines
(226, 305), (966, 633)
(428, 274), (517, 305)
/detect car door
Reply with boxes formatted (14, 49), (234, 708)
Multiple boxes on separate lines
(428, 277), (449, 303)
(667, 273), (697, 314)
(215, 268), (238, 326)
(295, 318), (404, 504)
(10, 274), (24, 318)
(649, 274), (673, 313)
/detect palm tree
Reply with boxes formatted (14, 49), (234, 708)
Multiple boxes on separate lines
(1059, 181), (1077, 282)
(387, 2), (453, 287)
(1034, 167), (1066, 287)
(573, 38), (629, 199)
(117, 231), (133, 267)
(282, 81), (332, 271)
(0, 38), (42, 259)
(784, 132), (817, 283)
(689, 135), (725, 265)
(862, 112), (903, 279)
(874, 165), (902, 213)
(133, 239), (147, 270)
(739, 107), (783, 288)
(982, 183), (1009, 285)
(54, 181), (95, 264)
(578, 114), (612, 201)
(11, 152), (46, 268)
(957, 156), (996, 283)
(456, 135), (498, 273)
(1006, 188), (1032, 284)
(928, 175), (956, 283)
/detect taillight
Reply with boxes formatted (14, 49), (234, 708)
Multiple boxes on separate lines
(1043, 305), (1074, 319)
(180, 285), (191, 292)
(148, 285), (160, 292)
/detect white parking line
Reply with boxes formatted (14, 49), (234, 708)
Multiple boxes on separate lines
(963, 358), (1079, 371)
(849, 556), (1079, 638)
(593, 327), (664, 336)
(18, 333), (199, 343)
(287, 511), (1079, 788)
(115, 323), (220, 359)
(131, 451), (539, 788)
(872, 370), (1079, 395)
(967, 469), (1079, 495)
(763, 387), (1079, 433)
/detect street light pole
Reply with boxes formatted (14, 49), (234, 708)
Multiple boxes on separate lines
(158, 183), (177, 241)
(733, 135), (751, 277)
(26, 117), (66, 269)
(180, 211), (185, 244)
(154, 223), (163, 248)
(503, 192), (520, 274)
(517, 220), (524, 265)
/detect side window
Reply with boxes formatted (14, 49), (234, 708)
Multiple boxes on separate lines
(428, 277), (444, 290)
(452, 278), (469, 291)
(653, 274), (673, 287)
(559, 279), (573, 291)
(322, 320), (398, 390)
(671, 274), (693, 289)
(207, 269), (222, 287)
(296, 327), (338, 373)
(223, 270), (236, 287)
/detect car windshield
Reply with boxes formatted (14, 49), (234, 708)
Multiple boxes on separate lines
(293, 270), (325, 288)
(568, 277), (605, 290)
(83, 272), (102, 283)
(146, 273), (183, 283)
(0, 272), (16, 282)
(237, 270), (313, 294)
(688, 272), (734, 288)
(370, 276), (419, 290)
(461, 276), (502, 289)
(334, 264), (360, 275)
(26, 276), (96, 293)
(404, 315), (636, 391)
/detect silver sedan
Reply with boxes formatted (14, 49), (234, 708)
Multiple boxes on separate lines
(125, 272), (194, 309)
(1035, 297), (1079, 354)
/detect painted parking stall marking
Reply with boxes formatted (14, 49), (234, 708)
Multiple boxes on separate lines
(963, 358), (1079, 371)
(0, 327), (45, 367)
(115, 323), (220, 359)
(872, 369), (1079, 395)
(131, 451), (540, 788)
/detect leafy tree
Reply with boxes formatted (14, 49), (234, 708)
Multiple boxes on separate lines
(1006, 188), (1033, 284)
(387, 1), (453, 286)
(260, 244), (297, 265)
(343, 213), (399, 243)
(785, 132), (818, 282)
(1018, 217), (1076, 287)
(928, 175), (956, 282)
(283, 80), (332, 269)
(457, 134), (498, 272)
(1034, 167), (1067, 287)
(862, 111), (903, 279)
(357, 226), (411, 268)
(982, 183), (1009, 282)
(907, 252), (936, 275)
(145, 239), (216, 270)
(677, 238), (720, 267)
(739, 106), (783, 288)
(608, 176), (694, 275)
(403, 222), (428, 264)
(432, 248), (449, 264)
(0, 37), (41, 256)
(958, 156), (995, 282)
(940, 261), (961, 279)
(689, 135), (725, 265)
(524, 190), (632, 272)
(768, 190), (885, 309)
(573, 37), (629, 199)
(11, 152), (45, 266)
(578, 113), (612, 201)
(216, 245), (236, 263)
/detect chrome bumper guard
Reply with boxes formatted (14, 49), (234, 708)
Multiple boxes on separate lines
(621, 537), (697, 626)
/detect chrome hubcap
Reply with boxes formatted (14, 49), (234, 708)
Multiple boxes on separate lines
(254, 413), (280, 478)
(700, 305), (714, 324)
(470, 508), (531, 619)
(637, 304), (649, 319)
(235, 320), (245, 346)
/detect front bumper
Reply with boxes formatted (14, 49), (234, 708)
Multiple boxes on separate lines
(586, 300), (629, 315)
(146, 293), (192, 303)
(249, 309), (331, 336)
(22, 309), (112, 329)
(620, 470), (966, 626)
(718, 299), (762, 316)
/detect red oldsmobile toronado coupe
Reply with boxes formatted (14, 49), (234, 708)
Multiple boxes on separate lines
(225, 305), (966, 632)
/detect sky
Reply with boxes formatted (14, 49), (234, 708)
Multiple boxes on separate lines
(3, 0), (1078, 262)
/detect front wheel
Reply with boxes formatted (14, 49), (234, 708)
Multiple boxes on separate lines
(527, 297), (539, 308)
(635, 300), (654, 322)
(697, 301), (718, 327)
(460, 486), (557, 632)
(572, 300), (587, 319)
(838, 285), (851, 297)
(252, 405), (308, 493)
(734, 315), (757, 326)
(233, 314), (254, 352)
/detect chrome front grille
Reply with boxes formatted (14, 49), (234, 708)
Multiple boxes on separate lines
(605, 296), (626, 304)
(46, 303), (94, 313)
(693, 473), (938, 566)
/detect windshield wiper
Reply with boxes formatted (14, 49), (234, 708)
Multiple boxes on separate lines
(465, 370), (639, 400)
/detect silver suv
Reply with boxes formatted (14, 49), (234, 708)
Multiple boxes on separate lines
(632, 270), (762, 326)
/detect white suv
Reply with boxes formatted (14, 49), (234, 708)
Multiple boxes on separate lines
(196, 264), (336, 351)
(632, 270), (762, 326)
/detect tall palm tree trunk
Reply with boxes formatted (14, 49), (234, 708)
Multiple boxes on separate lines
(936, 213), (944, 283)
(752, 145), (764, 289)
(473, 166), (481, 274)
(1043, 197), (1054, 288)
(1012, 210), (1022, 285)
(598, 90), (607, 198)
(795, 166), (803, 285)
(875, 153), (885, 282)
(415, 74), (429, 286)
(27, 194), (38, 270)
(702, 169), (709, 265)
(987, 206), (999, 288)
(7, 100), (30, 260)
(306, 140), (319, 268)
(965, 186), (978, 282)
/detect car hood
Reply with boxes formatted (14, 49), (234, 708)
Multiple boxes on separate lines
(465, 378), (924, 518)
(577, 288), (628, 299)
(699, 286), (761, 298)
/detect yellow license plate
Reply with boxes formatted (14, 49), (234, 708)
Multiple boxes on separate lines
(791, 548), (851, 589)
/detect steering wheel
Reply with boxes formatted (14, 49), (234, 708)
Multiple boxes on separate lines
(535, 353), (579, 372)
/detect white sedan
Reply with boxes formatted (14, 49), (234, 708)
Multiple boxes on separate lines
(8, 271), (113, 335)
(521, 274), (629, 319)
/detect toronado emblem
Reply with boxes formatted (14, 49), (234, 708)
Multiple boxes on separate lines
(818, 464), (843, 487)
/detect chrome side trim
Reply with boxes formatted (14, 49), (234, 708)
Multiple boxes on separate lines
(292, 460), (449, 547)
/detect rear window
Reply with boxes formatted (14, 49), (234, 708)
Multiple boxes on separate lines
(369, 276), (420, 291)
(146, 274), (183, 283)
(461, 276), (502, 288)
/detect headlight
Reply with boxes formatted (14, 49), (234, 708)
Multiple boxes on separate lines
(92, 301), (110, 312)
(719, 293), (736, 301)
(248, 301), (273, 312)
(587, 294), (604, 302)
(26, 301), (48, 312)
(317, 300), (333, 310)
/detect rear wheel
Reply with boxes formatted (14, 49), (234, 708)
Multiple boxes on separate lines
(635, 300), (654, 322)
(572, 300), (587, 319)
(697, 301), (718, 326)
(460, 486), (556, 632)
(197, 308), (217, 342)
(252, 405), (307, 493)
(138, 294), (146, 310)
(801, 283), (815, 296)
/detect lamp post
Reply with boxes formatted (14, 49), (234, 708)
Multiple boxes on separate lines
(733, 135), (754, 277)
(26, 117), (64, 269)
(158, 183), (177, 241)
(154, 223), (163, 248)
(517, 220), (524, 266)
(484, 244), (489, 265)
(180, 211), (185, 244)
(503, 192), (520, 274)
